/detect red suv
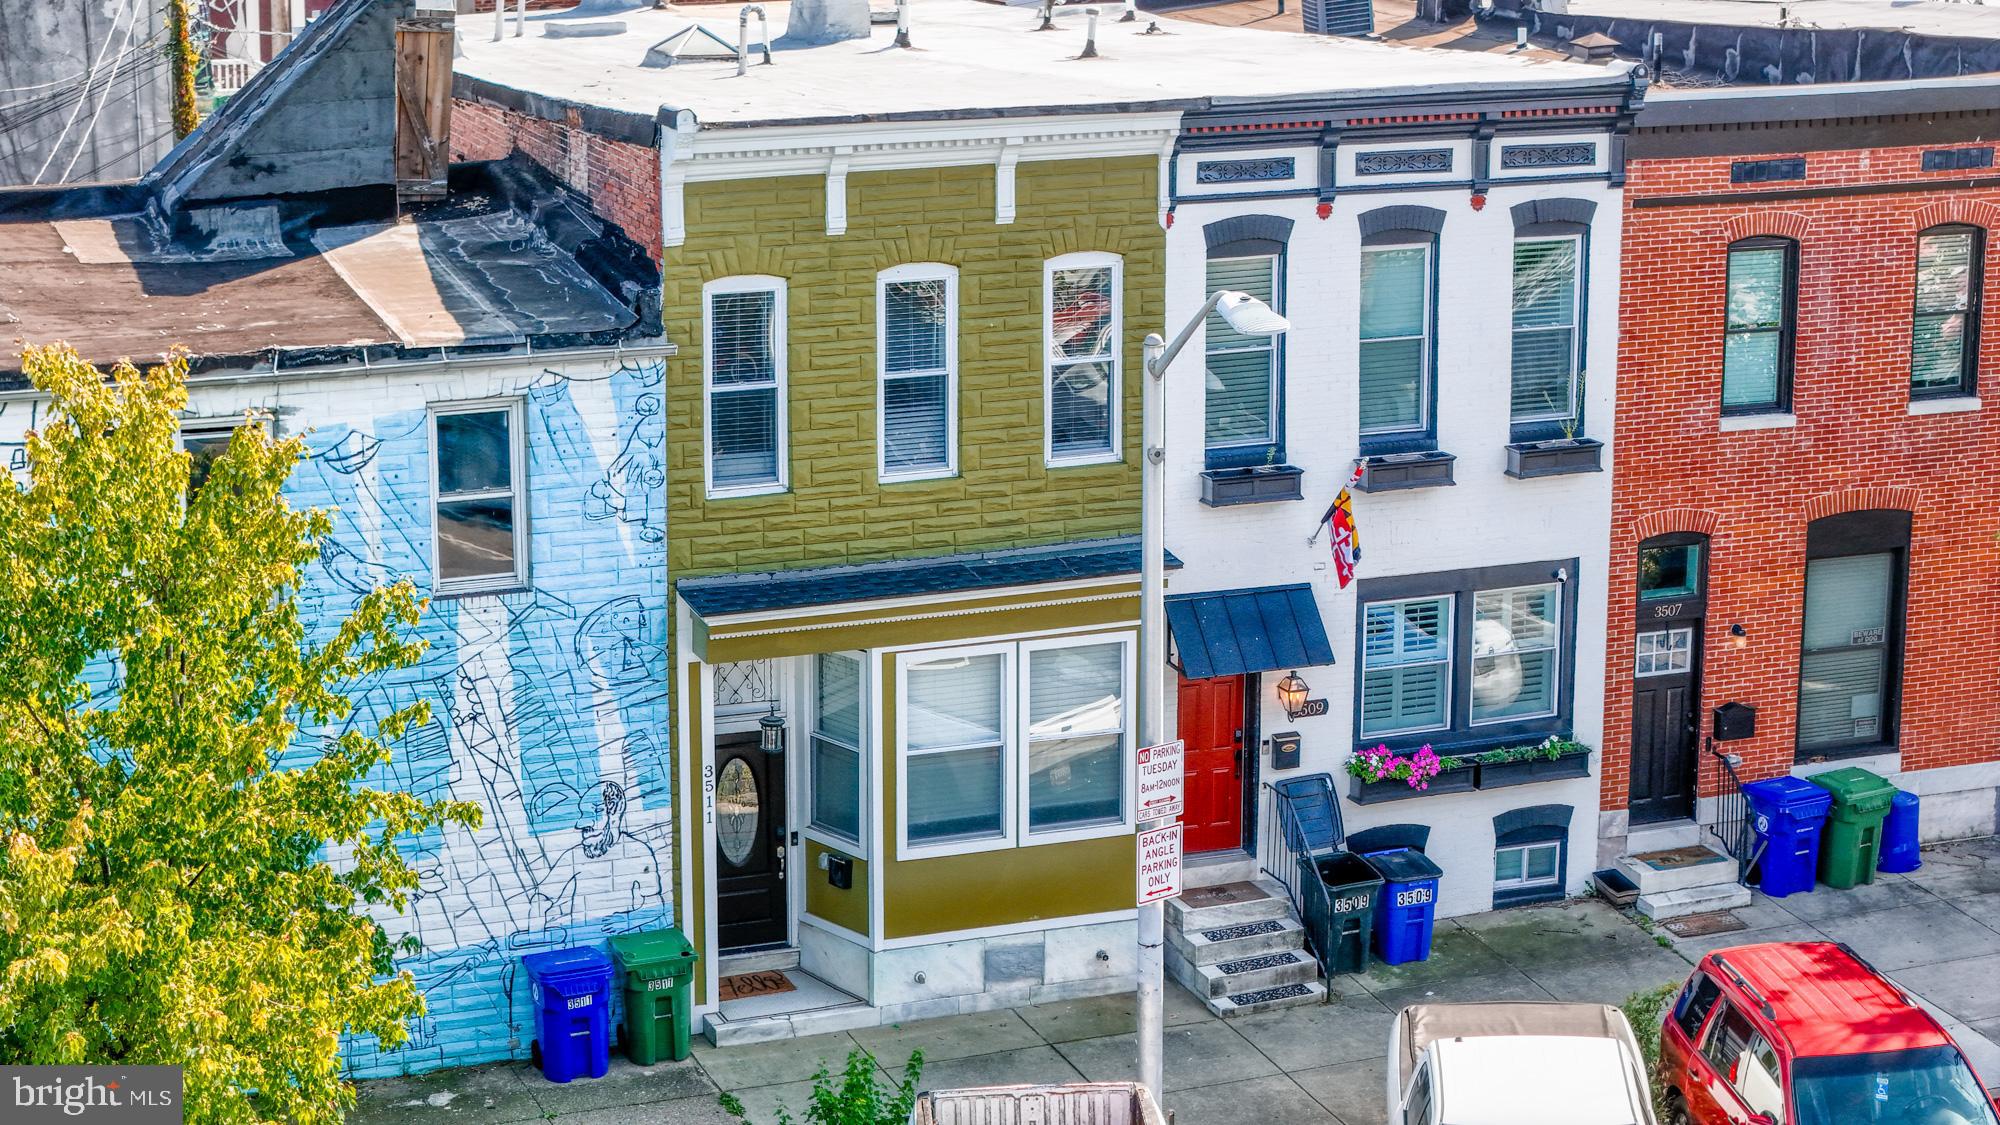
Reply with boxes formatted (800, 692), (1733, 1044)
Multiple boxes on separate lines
(1661, 941), (2000, 1125)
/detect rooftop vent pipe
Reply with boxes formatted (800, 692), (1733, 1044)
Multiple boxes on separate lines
(782, 0), (871, 44)
(738, 5), (772, 73)
(1035, 0), (1056, 31)
(1079, 6), (1100, 56)
(1119, 0), (1136, 21)
(893, 0), (911, 47)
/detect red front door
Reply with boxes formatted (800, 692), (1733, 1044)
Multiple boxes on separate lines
(1178, 674), (1245, 854)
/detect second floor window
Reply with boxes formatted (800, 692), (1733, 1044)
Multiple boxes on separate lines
(1204, 254), (1282, 464)
(432, 400), (527, 593)
(1721, 239), (1796, 414)
(879, 265), (957, 479)
(1359, 242), (1434, 440)
(706, 278), (786, 495)
(1912, 225), (1982, 398)
(1047, 254), (1121, 464)
(1510, 237), (1582, 428)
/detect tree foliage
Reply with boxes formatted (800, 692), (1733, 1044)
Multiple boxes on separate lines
(0, 346), (480, 1123)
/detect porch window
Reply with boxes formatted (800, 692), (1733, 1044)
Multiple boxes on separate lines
(1359, 242), (1434, 439)
(811, 653), (864, 843)
(1046, 254), (1121, 464)
(1025, 640), (1128, 834)
(1721, 239), (1795, 414)
(1509, 237), (1582, 427)
(431, 401), (527, 592)
(705, 277), (786, 495)
(1911, 225), (1982, 398)
(904, 651), (1008, 846)
(879, 265), (957, 480)
(1203, 254), (1282, 462)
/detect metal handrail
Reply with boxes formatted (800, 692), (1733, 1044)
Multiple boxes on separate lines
(1704, 737), (1762, 883)
(1257, 780), (1335, 969)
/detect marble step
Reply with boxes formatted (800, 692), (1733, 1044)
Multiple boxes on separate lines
(1637, 880), (1753, 921)
(1166, 914), (1309, 967)
(1206, 978), (1328, 1017)
(1618, 845), (1741, 897)
(1167, 880), (1293, 932)
(1189, 948), (1320, 999)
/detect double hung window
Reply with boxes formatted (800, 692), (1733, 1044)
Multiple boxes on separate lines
(1359, 242), (1435, 440)
(810, 653), (864, 843)
(432, 401), (528, 592)
(1721, 239), (1796, 414)
(705, 278), (786, 495)
(1046, 254), (1121, 464)
(1203, 255), (1282, 462)
(878, 266), (957, 479)
(1509, 237), (1583, 428)
(1361, 597), (1452, 737)
(898, 636), (1132, 856)
(1911, 226), (1982, 398)
(1798, 509), (1909, 758)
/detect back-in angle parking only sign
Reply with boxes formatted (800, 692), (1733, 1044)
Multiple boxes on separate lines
(1137, 823), (1183, 905)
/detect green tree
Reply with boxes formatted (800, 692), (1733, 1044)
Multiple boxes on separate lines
(0, 346), (480, 1123)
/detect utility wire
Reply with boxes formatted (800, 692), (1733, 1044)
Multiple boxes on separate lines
(60, 0), (144, 183)
(31, 0), (140, 184)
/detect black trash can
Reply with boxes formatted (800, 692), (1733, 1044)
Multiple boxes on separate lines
(1297, 851), (1384, 975)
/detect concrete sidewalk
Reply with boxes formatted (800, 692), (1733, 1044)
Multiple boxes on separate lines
(352, 836), (2000, 1125)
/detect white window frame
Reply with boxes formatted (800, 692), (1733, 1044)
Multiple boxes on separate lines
(896, 640), (1017, 860)
(1493, 841), (1562, 889)
(1203, 252), (1284, 456)
(1358, 239), (1436, 438)
(876, 264), (959, 483)
(1360, 595), (1454, 738)
(429, 399), (529, 595)
(1017, 633), (1135, 845)
(1508, 234), (1584, 426)
(1469, 582), (1563, 727)
(1044, 252), (1123, 468)
(704, 275), (789, 499)
(805, 651), (869, 852)
(1634, 627), (1694, 678)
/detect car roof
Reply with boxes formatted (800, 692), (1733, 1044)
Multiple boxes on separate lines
(1707, 942), (1953, 1058)
(1432, 1036), (1644, 1124)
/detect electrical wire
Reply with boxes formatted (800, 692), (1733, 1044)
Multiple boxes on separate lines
(59, 0), (145, 184)
(30, 0), (140, 184)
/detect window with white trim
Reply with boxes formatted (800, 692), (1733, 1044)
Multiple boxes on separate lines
(705, 277), (786, 495)
(1471, 584), (1560, 725)
(431, 401), (528, 593)
(1494, 841), (1561, 889)
(879, 265), (957, 479)
(1046, 254), (1121, 464)
(898, 635), (1132, 856)
(180, 413), (267, 496)
(1361, 597), (1452, 737)
(810, 652), (864, 844)
(1509, 236), (1582, 427)
(1204, 254), (1282, 459)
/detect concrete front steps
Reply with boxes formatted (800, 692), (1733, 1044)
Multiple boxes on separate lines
(1166, 876), (1327, 1016)
(1619, 843), (1751, 921)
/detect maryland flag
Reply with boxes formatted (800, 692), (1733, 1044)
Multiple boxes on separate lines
(1317, 463), (1365, 589)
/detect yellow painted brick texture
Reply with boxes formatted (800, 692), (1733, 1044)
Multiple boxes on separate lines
(665, 157), (1163, 579)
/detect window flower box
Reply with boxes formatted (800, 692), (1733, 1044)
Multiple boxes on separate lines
(1473, 738), (1593, 790)
(1354, 450), (1455, 493)
(1349, 763), (1476, 804)
(1200, 464), (1304, 507)
(1505, 437), (1604, 479)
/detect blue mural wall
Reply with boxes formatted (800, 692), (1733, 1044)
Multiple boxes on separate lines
(269, 360), (674, 1078)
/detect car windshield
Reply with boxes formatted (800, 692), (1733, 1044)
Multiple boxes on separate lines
(1793, 1046), (2000, 1125)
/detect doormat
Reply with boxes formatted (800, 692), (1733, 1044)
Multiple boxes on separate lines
(719, 970), (797, 1002)
(1635, 845), (1730, 871)
(1662, 910), (1749, 939)
(1181, 881), (1271, 910)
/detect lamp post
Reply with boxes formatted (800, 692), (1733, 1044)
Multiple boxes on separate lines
(1137, 290), (1289, 1102)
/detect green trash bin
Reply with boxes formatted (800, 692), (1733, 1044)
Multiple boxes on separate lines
(1811, 767), (1898, 889)
(610, 929), (698, 1065)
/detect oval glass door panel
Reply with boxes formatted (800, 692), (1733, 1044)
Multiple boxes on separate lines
(716, 758), (759, 867)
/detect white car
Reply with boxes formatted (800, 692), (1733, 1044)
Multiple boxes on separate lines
(1387, 1002), (1659, 1125)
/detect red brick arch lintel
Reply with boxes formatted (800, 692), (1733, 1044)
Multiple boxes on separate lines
(1719, 211), (1810, 244)
(1802, 487), (1923, 523)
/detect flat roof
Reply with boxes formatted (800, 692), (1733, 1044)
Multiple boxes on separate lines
(1641, 73), (2000, 126)
(1568, 0), (2000, 39)
(453, 0), (1628, 130)
(1712, 942), (1952, 1059)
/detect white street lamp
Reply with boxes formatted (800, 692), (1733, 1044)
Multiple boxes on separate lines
(1136, 290), (1289, 1101)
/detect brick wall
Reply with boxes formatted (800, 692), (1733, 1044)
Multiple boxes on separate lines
(451, 100), (662, 262)
(666, 158), (1165, 581)
(1604, 137), (2000, 815)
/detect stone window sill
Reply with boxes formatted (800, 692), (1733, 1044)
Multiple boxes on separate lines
(1908, 396), (1981, 416)
(1719, 412), (1796, 432)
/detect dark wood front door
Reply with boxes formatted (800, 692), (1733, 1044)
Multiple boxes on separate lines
(715, 734), (788, 951)
(1179, 674), (1246, 854)
(1630, 624), (1699, 825)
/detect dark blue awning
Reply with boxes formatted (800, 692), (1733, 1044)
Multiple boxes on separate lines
(1166, 583), (1335, 680)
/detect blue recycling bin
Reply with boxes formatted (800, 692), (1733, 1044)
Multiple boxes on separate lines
(1741, 776), (1833, 898)
(1365, 848), (1443, 966)
(1878, 789), (1922, 873)
(522, 946), (613, 1083)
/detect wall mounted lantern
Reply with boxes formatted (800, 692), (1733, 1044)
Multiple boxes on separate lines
(1730, 623), (1749, 650)
(1276, 671), (1311, 719)
(758, 702), (787, 755)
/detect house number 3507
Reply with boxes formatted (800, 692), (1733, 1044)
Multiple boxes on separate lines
(1651, 603), (1683, 618)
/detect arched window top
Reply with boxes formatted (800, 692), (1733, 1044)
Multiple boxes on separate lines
(1204, 214), (1292, 259)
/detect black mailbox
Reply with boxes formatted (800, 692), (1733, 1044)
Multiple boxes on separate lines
(1713, 702), (1757, 742)
(1269, 731), (1302, 771)
(826, 853), (853, 890)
